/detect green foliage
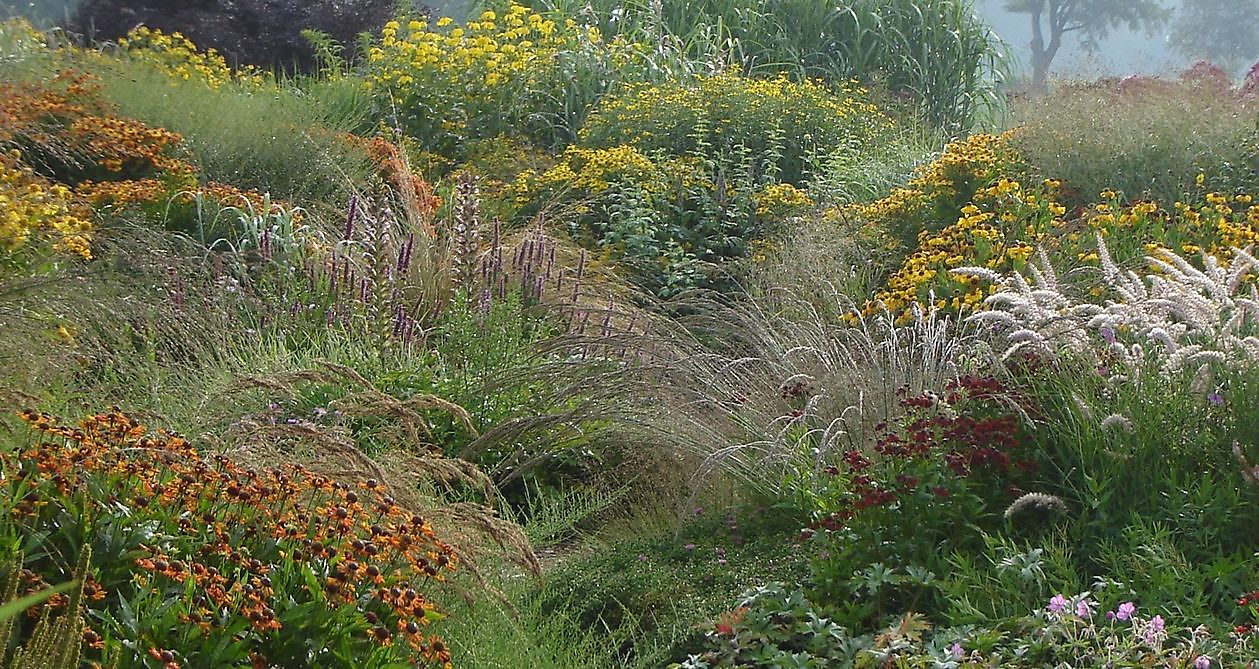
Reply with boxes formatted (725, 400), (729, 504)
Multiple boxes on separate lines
(90, 59), (376, 204)
(364, 4), (679, 160)
(525, 0), (1004, 129)
(673, 582), (865, 668)
(0, 551), (87, 669)
(1010, 78), (1259, 207)
(538, 508), (810, 664)
(578, 73), (891, 186)
(517, 72), (892, 294)
(437, 583), (638, 669)
(805, 376), (1040, 624)
(1016, 358), (1259, 580)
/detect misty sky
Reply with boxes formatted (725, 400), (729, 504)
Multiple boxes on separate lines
(977, 0), (1214, 80)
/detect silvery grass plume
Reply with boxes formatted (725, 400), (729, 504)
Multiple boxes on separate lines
(955, 237), (1259, 378)
(645, 286), (980, 501)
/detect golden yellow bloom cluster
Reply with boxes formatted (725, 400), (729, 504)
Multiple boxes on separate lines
(583, 73), (886, 146)
(863, 165), (1259, 323)
(365, 3), (646, 145)
(755, 182), (813, 217)
(863, 174), (1063, 321)
(0, 150), (92, 260)
(0, 17), (46, 56)
(118, 26), (268, 89)
(367, 5), (566, 88)
(517, 144), (657, 197)
(851, 131), (1022, 247)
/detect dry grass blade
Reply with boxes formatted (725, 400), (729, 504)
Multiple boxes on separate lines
(223, 360), (477, 449)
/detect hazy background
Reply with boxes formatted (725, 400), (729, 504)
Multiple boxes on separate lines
(1, 0), (1250, 81)
(977, 0), (1184, 81)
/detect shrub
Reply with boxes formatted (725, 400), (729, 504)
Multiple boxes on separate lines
(803, 376), (1039, 623)
(2, 409), (457, 667)
(578, 73), (891, 186)
(860, 150), (1259, 324)
(116, 25), (270, 89)
(364, 4), (660, 157)
(513, 73), (890, 294)
(538, 508), (809, 664)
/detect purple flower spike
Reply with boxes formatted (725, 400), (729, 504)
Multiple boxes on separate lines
(1207, 391), (1224, 406)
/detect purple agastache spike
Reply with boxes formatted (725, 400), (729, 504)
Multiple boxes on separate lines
(261, 228), (271, 263)
(478, 287), (491, 315)
(396, 243), (408, 278)
(360, 278), (369, 303)
(345, 196), (359, 240)
(400, 233), (414, 275)
(534, 275), (544, 302)
(601, 299), (614, 337)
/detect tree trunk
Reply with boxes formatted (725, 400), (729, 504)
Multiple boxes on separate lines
(1027, 5), (1061, 91)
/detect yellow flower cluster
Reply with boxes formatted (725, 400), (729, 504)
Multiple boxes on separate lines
(0, 151), (92, 260)
(863, 174), (1062, 321)
(755, 182), (813, 217)
(519, 144), (657, 196)
(118, 26), (268, 89)
(863, 171), (1259, 323)
(0, 17), (46, 56)
(851, 131), (1022, 244)
(368, 5), (562, 85)
(583, 73), (887, 146)
(365, 3), (644, 139)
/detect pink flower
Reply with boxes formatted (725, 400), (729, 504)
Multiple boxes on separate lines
(950, 642), (963, 659)
(1048, 594), (1069, 614)
(1115, 601), (1135, 621)
(1195, 656), (1211, 669)
(1075, 598), (1093, 618)
(1143, 614), (1167, 645)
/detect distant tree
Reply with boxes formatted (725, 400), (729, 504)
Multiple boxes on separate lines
(1170, 0), (1259, 72)
(1002, 0), (1170, 89)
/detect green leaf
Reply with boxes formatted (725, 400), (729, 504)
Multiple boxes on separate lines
(0, 579), (76, 623)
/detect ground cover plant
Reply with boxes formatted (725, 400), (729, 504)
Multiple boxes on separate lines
(2, 2), (1259, 668)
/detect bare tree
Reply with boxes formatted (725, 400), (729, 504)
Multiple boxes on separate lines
(1003, 0), (1169, 89)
